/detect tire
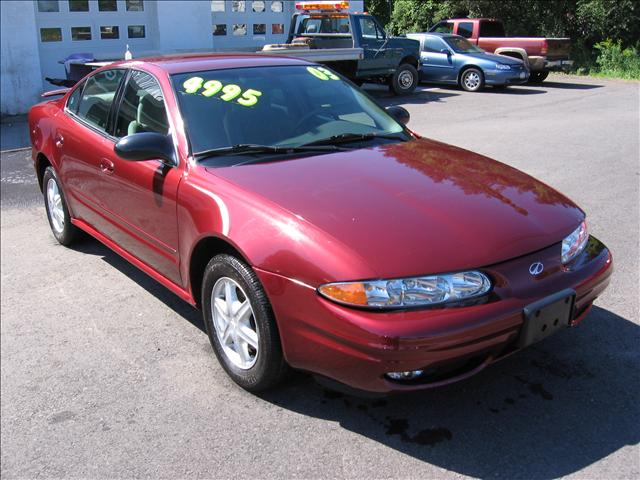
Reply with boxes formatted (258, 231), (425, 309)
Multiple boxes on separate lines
(528, 71), (549, 83)
(43, 166), (79, 246)
(389, 63), (418, 95)
(201, 254), (288, 392)
(459, 67), (485, 92)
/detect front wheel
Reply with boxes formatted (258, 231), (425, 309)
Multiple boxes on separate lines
(201, 254), (288, 392)
(528, 71), (549, 83)
(43, 166), (80, 246)
(460, 68), (485, 92)
(389, 63), (419, 95)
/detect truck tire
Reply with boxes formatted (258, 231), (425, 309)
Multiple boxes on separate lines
(528, 71), (549, 84)
(389, 64), (418, 95)
(460, 67), (485, 92)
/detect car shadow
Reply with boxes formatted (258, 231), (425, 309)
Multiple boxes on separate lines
(69, 238), (205, 333)
(68, 238), (638, 478)
(257, 305), (639, 478)
(540, 80), (604, 90)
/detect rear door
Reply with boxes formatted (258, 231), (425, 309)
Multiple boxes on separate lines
(57, 68), (127, 229)
(421, 36), (456, 82)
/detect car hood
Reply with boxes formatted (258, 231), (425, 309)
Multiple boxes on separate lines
(463, 52), (524, 65)
(207, 138), (583, 279)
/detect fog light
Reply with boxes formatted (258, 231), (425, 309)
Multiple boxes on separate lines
(386, 370), (424, 381)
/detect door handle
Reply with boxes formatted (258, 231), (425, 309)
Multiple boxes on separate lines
(99, 158), (115, 175)
(54, 133), (64, 147)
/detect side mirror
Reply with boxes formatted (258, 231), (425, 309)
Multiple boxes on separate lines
(386, 105), (410, 125)
(441, 48), (452, 56)
(114, 132), (176, 166)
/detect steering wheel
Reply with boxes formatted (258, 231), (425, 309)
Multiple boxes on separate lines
(292, 107), (335, 135)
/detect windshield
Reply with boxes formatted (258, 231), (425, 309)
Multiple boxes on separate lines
(172, 65), (406, 156)
(294, 14), (351, 35)
(444, 37), (484, 54)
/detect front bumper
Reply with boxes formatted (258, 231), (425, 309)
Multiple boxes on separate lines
(257, 236), (612, 393)
(485, 68), (530, 86)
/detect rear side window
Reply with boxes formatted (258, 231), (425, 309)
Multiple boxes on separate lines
(75, 69), (125, 132)
(114, 70), (169, 138)
(457, 22), (474, 38)
(479, 21), (505, 37)
(431, 21), (453, 34)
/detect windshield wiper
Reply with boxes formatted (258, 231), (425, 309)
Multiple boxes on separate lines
(194, 143), (345, 161)
(298, 132), (408, 147)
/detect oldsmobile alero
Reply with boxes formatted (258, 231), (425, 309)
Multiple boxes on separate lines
(29, 54), (612, 393)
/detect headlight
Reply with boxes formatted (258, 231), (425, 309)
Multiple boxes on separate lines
(562, 220), (588, 264)
(495, 64), (511, 70)
(318, 271), (491, 309)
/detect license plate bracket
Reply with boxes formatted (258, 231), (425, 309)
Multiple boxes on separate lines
(517, 289), (576, 348)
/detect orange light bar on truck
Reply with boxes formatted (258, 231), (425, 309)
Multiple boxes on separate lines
(296, 1), (350, 11)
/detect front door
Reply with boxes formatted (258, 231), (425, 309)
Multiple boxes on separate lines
(357, 16), (389, 74)
(95, 69), (183, 285)
(421, 36), (456, 82)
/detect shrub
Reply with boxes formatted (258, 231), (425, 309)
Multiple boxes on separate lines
(593, 39), (640, 79)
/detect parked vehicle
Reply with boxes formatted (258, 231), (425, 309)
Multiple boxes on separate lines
(29, 53), (612, 394)
(261, 1), (421, 95)
(430, 18), (572, 83)
(407, 33), (529, 91)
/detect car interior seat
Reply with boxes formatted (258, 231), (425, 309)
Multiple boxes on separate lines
(128, 94), (168, 135)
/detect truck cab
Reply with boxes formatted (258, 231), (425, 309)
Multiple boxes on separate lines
(264, 1), (420, 95)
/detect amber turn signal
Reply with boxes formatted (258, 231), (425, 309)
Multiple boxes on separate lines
(318, 282), (368, 306)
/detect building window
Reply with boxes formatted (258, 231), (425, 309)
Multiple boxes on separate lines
(71, 26), (92, 41)
(232, 1), (245, 12)
(37, 0), (59, 12)
(233, 24), (246, 36)
(272, 23), (284, 35)
(68, 0), (89, 11)
(127, 25), (146, 38)
(126, 0), (144, 12)
(40, 28), (62, 42)
(253, 23), (266, 35)
(98, 0), (117, 11)
(252, 1), (265, 12)
(211, 0), (225, 12)
(270, 1), (283, 13)
(100, 26), (119, 39)
(213, 24), (227, 36)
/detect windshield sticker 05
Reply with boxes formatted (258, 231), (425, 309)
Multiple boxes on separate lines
(306, 66), (340, 81)
(182, 77), (262, 107)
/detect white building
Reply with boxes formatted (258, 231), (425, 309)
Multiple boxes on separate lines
(0, 0), (364, 115)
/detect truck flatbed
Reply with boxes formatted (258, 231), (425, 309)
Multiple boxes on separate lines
(259, 46), (364, 62)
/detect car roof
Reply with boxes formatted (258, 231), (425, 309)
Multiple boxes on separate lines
(407, 32), (460, 39)
(112, 53), (312, 75)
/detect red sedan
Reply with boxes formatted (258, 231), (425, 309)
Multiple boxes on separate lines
(29, 54), (612, 393)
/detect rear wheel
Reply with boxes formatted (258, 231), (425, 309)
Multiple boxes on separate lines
(201, 254), (288, 392)
(43, 166), (79, 246)
(529, 71), (549, 83)
(389, 63), (418, 95)
(460, 68), (485, 92)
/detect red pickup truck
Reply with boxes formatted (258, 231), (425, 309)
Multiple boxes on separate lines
(429, 18), (573, 83)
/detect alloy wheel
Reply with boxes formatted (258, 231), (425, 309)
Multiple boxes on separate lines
(46, 178), (65, 233)
(211, 277), (259, 369)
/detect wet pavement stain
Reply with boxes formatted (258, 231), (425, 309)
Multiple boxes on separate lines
(385, 418), (452, 446)
(504, 397), (516, 405)
(515, 376), (554, 400)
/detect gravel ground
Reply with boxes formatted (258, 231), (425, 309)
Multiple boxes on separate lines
(1, 74), (638, 479)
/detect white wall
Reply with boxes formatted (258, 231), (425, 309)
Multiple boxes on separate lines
(156, 1), (211, 52)
(1, 1), (43, 115)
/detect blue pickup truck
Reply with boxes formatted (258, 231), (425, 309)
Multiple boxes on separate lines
(261, 1), (421, 95)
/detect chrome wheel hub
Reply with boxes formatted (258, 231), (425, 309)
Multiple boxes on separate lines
(464, 71), (480, 90)
(211, 277), (259, 370)
(398, 70), (414, 89)
(46, 178), (64, 233)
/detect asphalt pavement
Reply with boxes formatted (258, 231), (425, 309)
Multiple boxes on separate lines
(1, 74), (639, 479)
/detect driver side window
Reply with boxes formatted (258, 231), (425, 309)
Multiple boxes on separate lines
(359, 17), (384, 40)
(114, 70), (169, 138)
